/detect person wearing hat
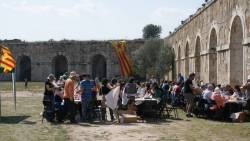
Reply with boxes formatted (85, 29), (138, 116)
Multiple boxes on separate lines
(63, 71), (77, 123)
(42, 74), (56, 122)
(44, 74), (56, 95)
(183, 73), (196, 117)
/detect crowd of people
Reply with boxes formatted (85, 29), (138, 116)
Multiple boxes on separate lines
(43, 71), (168, 123)
(176, 73), (250, 119)
(42, 71), (250, 123)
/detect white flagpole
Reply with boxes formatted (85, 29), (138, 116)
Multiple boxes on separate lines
(12, 72), (16, 111)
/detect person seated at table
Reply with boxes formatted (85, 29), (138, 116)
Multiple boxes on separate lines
(202, 84), (214, 103)
(170, 82), (181, 105)
(210, 87), (225, 111)
(232, 85), (244, 99)
(144, 82), (152, 98)
(151, 82), (163, 100)
(137, 82), (146, 98)
(221, 85), (234, 97)
(243, 75), (250, 112)
(124, 78), (137, 97)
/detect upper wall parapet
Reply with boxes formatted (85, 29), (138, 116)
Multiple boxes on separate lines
(168, 0), (217, 38)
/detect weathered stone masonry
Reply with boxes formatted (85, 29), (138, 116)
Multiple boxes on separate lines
(0, 40), (144, 81)
(165, 0), (250, 85)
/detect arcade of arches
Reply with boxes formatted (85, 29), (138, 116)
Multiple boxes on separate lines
(16, 54), (108, 81)
(1, 40), (143, 81)
(165, 0), (250, 85)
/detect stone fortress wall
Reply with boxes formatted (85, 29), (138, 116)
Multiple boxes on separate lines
(165, 0), (250, 85)
(1, 39), (144, 81)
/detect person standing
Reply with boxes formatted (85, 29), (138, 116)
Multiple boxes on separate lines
(43, 74), (56, 122)
(63, 71), (77, 123)
(100, 78), (114, 121)
(79, 74), (96, 122)
(183, 73), (196, 117)
(243, 75), (250, 112)
(177, 73), (184, 86)
(24, 78), (28, 89)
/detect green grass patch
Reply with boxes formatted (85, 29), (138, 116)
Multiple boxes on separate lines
(174, 110), (250, 141)
(0, 81), (44, 92)
(0, 95), (69, 141)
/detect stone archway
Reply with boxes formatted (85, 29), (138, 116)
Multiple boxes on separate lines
(195, 37), (201, 82)
(177, 46), (181, 75)
(52, 55), (68, 79)
(17, 55), (31, 81)
(209, 28), (218, 84)
(229, 16), (244, 85)
(185, 42), (189, 77)
(92, 54), (107, 79)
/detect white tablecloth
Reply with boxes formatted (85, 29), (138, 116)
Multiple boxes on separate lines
(135, 98), (160, 105)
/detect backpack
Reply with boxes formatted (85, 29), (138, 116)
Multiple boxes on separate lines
(124, 83), (137, 94)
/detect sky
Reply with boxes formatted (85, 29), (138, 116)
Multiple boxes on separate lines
(0, 0), (204, 41)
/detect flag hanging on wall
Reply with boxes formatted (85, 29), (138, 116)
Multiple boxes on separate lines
(112, 41), (132, 77)
(0, 45), (16, 73)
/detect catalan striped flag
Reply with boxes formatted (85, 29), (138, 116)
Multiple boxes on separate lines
(112, 41), (132, 77)
(0, 45), (16, 73)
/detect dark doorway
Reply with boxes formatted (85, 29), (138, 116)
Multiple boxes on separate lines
(17, 56), (31, 81)
(92, 54), (107, 79)
(229, 16), (243, 85)
(185, 42), (189, 77)
(52, 55), (68, 79)
(195, 36), (201, 82)
(209, 28), (218, 84)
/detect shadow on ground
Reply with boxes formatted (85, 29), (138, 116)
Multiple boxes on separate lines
(0, 115), (31, 124)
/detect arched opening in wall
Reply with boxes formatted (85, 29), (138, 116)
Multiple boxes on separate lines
(229, 16), (243, 85)
(17, 56), (31, 81)
(209, 28), (218, 84)
(178, 46), (181, 75)
(195, 36), (201, 82)
(92, 54), (107, 79)
(52, 55), (68, 79)
(185, 42), (189, 77)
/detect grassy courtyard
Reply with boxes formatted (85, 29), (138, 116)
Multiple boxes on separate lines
(0, 83), (68, 141)
(0, 82), (250, 141)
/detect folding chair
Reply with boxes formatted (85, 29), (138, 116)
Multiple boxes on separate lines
(165, 104), (179, 119)
(92, 100), (102, 121)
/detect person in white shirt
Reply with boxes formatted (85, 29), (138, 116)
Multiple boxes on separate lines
(202, 84), (214, 103)
(136, 82), (146, 98)
(232, 85), (244, 99)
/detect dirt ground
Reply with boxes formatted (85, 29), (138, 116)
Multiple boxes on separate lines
(1, 91), (250, 141)
(63, 120), (186, 141)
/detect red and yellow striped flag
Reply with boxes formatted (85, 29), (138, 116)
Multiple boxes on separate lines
(112, 41), (132, 77)
(0, 45), (16, 73)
